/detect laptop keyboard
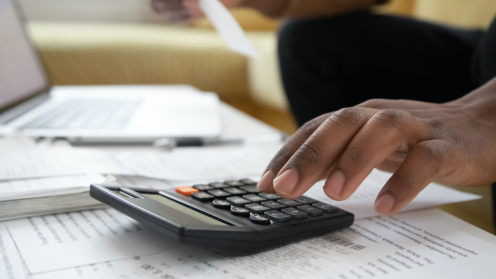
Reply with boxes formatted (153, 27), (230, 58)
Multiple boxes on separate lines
(22, 99), (141, 130)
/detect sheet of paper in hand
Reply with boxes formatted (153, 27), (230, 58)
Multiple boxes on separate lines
(199, 0), (259, 58)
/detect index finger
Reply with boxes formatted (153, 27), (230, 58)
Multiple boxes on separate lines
(257, 114), (329, 192)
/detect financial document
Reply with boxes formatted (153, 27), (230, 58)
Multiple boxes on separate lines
(0, 148), (131, 180)
(304, 169), (481, 219)
(117, 144), (281, 181)
(5, 208), (172, 274)
(0, 174), (106, 201)
(4, 209), (494, 279)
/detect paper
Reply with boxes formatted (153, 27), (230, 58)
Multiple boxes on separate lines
(20, 209), (496, 279)
(0, 224), (30, 279)
(5, 208), (173, 273)
(0, 174), (106, 201)
(304, 169), (481, 219)
(0, 147), (132, 180)
(199, 0), (259, 58)
(118, 144), (281, 181)
(0, 135), (37, 152)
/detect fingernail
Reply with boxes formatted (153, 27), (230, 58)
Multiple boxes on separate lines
(273, 169), (298, 196)
(374, 194), (395, 215)
(325, 170), (346, 198)
(257, 170), (275, 191)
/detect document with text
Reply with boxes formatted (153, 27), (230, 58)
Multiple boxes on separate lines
(5, 209), (492, 279)
(304, 169), (480, 219)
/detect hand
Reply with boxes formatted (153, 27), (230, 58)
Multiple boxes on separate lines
(257, 77), (496, 216)
(151, 0), (242, 24)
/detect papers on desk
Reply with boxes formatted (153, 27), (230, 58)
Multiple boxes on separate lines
(0, 174), (106, 201)
(3, 208), (496, 279)
(305, 169), (481, 219)
(117, 144), (281, 181)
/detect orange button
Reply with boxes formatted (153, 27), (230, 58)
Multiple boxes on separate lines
(176, 186), (199, 197)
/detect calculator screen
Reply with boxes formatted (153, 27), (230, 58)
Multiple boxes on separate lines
(144, 194), (230, 226)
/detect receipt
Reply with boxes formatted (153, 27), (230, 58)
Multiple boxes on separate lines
(199, 0), (259, 58)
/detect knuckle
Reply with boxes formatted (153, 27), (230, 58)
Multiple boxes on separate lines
(341, 146), (365, 165)
(290, 141), (322, 167)
(299, 118), (321, 135)
(331, 107), (366, 129)
(268, 147), (293, 170)
(372, 109), (408, 131)
(360, 98), (388, 108)
(416, 143), (445, 166)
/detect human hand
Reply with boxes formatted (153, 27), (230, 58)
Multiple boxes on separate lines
(151, 0), (242, 24)
(257, 77), (496, 216)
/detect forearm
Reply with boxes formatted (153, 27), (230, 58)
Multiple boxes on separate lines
(239, 0), (387, 19)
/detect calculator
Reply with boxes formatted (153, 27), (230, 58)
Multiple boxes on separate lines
(90, 179), (354, 253)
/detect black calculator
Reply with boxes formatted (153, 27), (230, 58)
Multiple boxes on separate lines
(90, 179), (354, 253)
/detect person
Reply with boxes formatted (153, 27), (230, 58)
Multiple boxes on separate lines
(152, 0), (496, 216)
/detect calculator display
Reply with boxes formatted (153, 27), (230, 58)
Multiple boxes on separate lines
(143, 194), (230, 226)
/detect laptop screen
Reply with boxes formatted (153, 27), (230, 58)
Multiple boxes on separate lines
(0, 0), (49, 111)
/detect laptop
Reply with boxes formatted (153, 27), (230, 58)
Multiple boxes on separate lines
(0, 0), (222, 143)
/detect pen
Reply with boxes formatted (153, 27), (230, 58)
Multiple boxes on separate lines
(153, 133), (287, 149)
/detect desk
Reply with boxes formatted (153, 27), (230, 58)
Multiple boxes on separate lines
(2, 101), (496, 278)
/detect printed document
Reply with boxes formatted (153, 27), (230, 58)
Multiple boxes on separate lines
(4, 208), (495, 279)
(0, 174), (106, 201)
(304, 169), (481, 219)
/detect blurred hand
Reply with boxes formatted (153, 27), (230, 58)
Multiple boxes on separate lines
(151, 0), (242, 24)
(257, 77), (496, 216)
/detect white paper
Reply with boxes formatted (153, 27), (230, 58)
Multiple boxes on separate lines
(0, 174), (106, 201)
(0, 147), (132, 180)
(304, 169), (481, 219)
(5, 208), (173, 274)
(0, 135), (37, 152)
(0, 224), (30, 279)
(26, 209), (496, 279)
(199, 0), (259, 58)
(118, 144), (281, 181)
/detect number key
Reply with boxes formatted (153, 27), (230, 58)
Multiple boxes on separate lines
(297, 205), (323, 217)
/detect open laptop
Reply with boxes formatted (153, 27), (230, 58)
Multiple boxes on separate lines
(0, 0), (222, 143)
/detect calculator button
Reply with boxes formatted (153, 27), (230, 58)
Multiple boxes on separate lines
(312, 202), (339, 214)
(207, 190), (231, 198)
(264, 210), (291, 223)
(176, 186), (199, 197)
(211, 199), (231, 209)
(243, 194), (267, 202)
(192, 184), (214, 191)
(281, 208), (308, 220)
(223, 187), (247, 195)
(249, 213), (271, 225)
(225, 180), (245, 187)
(277, 199), (302, 207)
(239, 185), (261, 193)
(230, 206), (250, 217)
(297, 205), (323, 217)
(191, 192), (215, 202)
(239, 179), (257, 185)
(261, 201), (286, 210)
(226, 197), (251, 206)
(245, 203), (270, 214)
(258, 193), (281, 200)
(209, 182), (229, 189)
(294, 196), (318, 205)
